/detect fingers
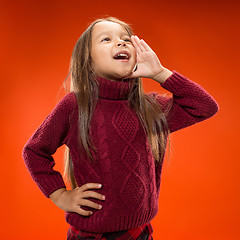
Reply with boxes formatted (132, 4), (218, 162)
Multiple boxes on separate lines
(78, 183), (105, 200)
(131, 35), (151, 53)
(74, 206), (93, 216)
(79, 183), (102, 192)
(131, 35), (144, 53)
(73, 183), (105, 216)
(81, 190), (105, 201)
(81, 199), (102, 210)
(140, 39), (152, 51)
(73, 197), (103, 216)
(74, 197), (103, 216)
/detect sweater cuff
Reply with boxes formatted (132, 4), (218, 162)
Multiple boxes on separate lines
(160, 70), (190, 94)
(35, 174), (66, 198)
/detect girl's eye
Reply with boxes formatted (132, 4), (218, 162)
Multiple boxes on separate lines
(102, 37), (110, 42)
(124, 39), (132, 43)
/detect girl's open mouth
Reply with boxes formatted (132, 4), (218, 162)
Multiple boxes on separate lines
(113, 51), (130, 62)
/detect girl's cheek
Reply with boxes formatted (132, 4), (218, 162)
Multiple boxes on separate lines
(134, 48), (137, 57)
(133, 51), (137, 63)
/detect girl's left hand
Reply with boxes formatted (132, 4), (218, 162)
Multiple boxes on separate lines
(125, 35), (165, 80)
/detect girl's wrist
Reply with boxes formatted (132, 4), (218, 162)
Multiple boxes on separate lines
(152, 67), (173, 84)
(50, 188), (67, 203)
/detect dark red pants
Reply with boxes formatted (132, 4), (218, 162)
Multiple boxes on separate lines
(67, 222), (153, 240)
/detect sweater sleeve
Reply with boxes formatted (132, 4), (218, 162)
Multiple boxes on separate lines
(148, 70), (219, 133)
(22, 92), (78, 198)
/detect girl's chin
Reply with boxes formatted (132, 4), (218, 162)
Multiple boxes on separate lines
(116, 70), (134, 79)
(103, 69), (135, 81)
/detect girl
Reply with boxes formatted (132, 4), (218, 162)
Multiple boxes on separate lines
(22, 17), (219, 240)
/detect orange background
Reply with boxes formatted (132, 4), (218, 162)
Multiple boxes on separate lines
(1, 0), (239, 239)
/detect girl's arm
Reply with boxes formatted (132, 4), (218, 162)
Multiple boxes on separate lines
(23, 95), (105, 216)
(128, 35), (219, 132)
(148, 69), (219, 133)
(22, 92), (77, 198)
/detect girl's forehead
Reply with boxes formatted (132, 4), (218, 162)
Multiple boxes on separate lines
(92, 21), (129, 37)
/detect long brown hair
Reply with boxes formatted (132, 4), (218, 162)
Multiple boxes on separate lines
(62, 17), (171, 189)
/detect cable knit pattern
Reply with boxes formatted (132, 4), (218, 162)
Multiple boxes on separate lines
(95, 107), (114, 218)
(22, 70), (219, 233)
(112, 104), (144, 212)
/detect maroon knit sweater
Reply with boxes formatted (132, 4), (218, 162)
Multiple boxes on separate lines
(22, 70), (219, 233)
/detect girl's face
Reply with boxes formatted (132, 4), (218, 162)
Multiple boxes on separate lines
(91, 21), (137, 81)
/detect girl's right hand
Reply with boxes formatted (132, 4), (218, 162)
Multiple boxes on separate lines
(49, 183), (105, 216)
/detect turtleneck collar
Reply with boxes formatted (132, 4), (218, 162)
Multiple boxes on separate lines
(96, 76), (132, 100)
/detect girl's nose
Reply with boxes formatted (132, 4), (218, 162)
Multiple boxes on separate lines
(117, 40), (126, 47)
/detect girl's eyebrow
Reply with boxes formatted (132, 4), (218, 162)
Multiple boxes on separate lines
(96, 32), (110, 39)
(96, 31), (130, 39)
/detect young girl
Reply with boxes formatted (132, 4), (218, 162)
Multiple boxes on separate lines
(22, 17), (219, 240)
